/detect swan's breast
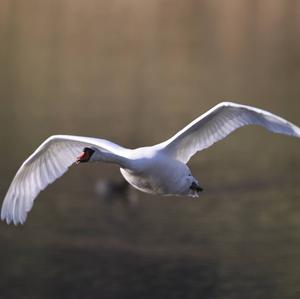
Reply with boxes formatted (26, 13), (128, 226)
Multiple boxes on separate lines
(120, 168), (159, 194)
(119, 155), (191, 195)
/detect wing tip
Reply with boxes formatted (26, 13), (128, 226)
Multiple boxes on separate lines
(1, 204), (26, 225)
(1, 216), (25, 226)
(292, 125), (300, 138)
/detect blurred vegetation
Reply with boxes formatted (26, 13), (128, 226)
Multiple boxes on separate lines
(0, 0), (300, 298)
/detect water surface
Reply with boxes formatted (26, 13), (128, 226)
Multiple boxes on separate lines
(0, 1), (300, 298)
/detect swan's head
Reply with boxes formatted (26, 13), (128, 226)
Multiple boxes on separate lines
(76, 147), (95, 164)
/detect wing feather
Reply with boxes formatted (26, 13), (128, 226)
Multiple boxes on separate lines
(161, 102), (300, 163)
(1, 134), (128, 224)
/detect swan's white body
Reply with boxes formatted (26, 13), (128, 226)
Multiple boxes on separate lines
(120, 151), (194, 196)
(1, 102), (300, 224)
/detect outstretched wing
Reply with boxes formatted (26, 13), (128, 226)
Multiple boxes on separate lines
(1, 135), (127, 225)
(160, 102), (300, 163)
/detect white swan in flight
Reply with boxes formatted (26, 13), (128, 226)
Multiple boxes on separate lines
(1, 102), (300, 224)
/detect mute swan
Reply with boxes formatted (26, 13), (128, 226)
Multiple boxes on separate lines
(1, 102), (300, 224)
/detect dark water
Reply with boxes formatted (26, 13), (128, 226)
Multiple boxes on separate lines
(0, 1), (300, 298)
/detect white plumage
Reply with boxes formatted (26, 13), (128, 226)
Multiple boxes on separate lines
(1, 102), (300, 224)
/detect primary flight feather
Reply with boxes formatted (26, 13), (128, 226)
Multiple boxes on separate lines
(1, 102), (300, 224)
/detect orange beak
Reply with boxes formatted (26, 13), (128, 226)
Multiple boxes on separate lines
(76, 151), (89, 164)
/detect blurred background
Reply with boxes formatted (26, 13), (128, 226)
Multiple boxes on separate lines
(0, 0), (300, 298)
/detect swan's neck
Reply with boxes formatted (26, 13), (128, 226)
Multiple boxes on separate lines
(91, 149), (131, 169)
